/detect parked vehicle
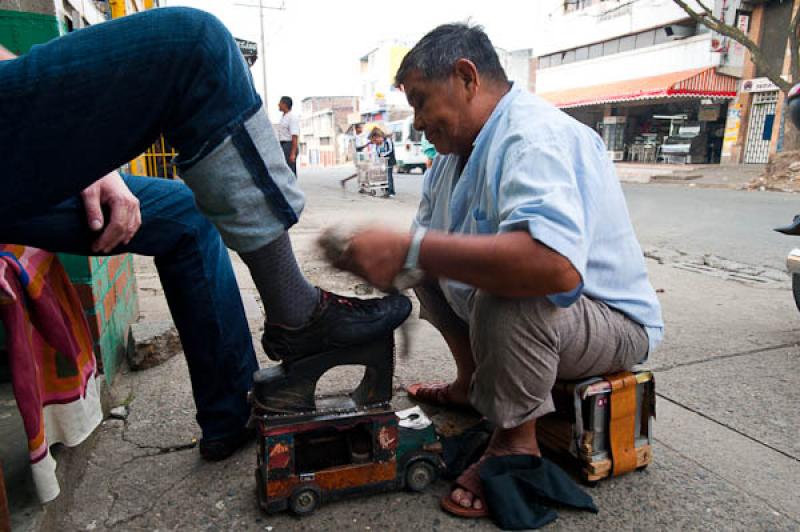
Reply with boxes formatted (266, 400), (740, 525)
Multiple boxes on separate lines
(255, 406), (443, 516)
(774, 83), (800, 312)
(388, 118), (427, 173)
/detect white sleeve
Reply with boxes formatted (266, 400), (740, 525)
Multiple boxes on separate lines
(290, 115), (300, 136)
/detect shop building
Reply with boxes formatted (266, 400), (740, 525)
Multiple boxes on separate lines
(721, 0), (798, 164)
(535, 0), (747, 164)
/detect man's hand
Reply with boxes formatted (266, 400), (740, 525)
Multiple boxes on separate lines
(337, 228), (411, 291)
(289, 152), (297, 163)
(81, 171), (141, 253)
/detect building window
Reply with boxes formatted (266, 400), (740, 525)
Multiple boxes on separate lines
(564, 0), (608, 13)
(536, 22), (697, 70)
(619, 34), (636, 52)
(635, 30), (655, 48)
(320, 137), (331, 146)
(602, 38), (620, 56)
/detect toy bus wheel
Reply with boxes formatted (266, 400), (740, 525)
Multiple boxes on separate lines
(289, 488), (319, 516)
(405, 461), (435, 492)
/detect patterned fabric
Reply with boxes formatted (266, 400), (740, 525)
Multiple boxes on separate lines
(0, 245), (102, 502)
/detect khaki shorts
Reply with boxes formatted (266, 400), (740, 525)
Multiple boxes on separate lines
(415, 282), (649, 428)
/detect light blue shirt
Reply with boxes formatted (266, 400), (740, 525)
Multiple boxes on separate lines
(415, 84), (664, 354)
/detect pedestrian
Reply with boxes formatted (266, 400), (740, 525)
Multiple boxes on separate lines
(369, 127), (396, 197)
(277, 95), (300, 175)
(0, 8), (411, 461)
(333, 23), (663, 518)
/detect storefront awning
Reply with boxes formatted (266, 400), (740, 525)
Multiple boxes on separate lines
(538, 68), (739, 109)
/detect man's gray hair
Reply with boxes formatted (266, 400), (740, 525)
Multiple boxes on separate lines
(395, 23), (508, 87)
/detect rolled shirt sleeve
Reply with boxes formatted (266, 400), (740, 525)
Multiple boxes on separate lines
(289, 114), (300, 136)
(497, 141), (588, 307)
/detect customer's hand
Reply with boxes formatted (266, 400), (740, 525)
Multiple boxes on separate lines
(336, 228), (411, 291)
(0, 44), (16, 61)
(81, 171), (141, 253)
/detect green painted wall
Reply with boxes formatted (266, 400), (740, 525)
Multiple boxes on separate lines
(0, 9), (66, 54)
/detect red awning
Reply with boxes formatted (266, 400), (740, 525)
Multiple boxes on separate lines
(538, 68), (739, 109)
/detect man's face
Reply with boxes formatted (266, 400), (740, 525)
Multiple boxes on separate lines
(278, 102), (288, 114)
(402, 69), (474, 155)
(355, 125), (363, 134)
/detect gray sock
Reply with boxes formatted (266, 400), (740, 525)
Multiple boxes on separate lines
(239, 232), (319, 327)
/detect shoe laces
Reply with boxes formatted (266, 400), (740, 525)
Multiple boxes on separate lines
(323, 290), (378, 313)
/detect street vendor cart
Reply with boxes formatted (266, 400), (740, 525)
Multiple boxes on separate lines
(355, 157), (389, 196)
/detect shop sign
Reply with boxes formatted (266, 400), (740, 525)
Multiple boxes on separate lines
(741, 78), (779, 93)
(721, 103), (742, 158)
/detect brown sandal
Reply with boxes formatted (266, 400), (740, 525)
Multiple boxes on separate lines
(440, 460), (489, 518)
(405, 382), (475, 411)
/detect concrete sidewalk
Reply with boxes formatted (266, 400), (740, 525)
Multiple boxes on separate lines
(615, 162), (766, 189)
(7, 167), (800, 531)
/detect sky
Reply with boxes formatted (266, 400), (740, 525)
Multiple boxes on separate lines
(160, 0), (553, 115)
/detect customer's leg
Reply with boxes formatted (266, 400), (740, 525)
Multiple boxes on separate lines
(0, 175), (257, 445)
(1, 7), (410, 348)
(1, 8), (261, 219)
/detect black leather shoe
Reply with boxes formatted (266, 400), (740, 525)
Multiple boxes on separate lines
(198, 427), (254, 462)
(261, 290), (412, 362)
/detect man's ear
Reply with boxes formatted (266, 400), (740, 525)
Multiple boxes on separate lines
(453, 58), (480, 100)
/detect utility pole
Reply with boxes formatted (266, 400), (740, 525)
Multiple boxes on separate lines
(235, 1), (286, 108)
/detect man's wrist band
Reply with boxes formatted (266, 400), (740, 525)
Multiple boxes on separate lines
(404, 226), (428, 270)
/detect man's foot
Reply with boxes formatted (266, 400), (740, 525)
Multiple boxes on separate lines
(442, 422), (542, 518)
(262, 290), (412, 362)
(441, 458), (489, 518)
(199, 427), (255, 461)
(406, 382), (472, 410)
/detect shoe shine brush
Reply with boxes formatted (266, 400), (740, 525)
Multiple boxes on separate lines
(317, 225), (422, 359)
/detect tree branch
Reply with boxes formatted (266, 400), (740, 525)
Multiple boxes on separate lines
(672, 0), (792, 92)
(789, 1), (800, 84)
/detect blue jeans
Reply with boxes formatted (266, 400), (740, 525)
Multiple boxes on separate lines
(0, 175), (258, 441)
(0, 7), (263, 220)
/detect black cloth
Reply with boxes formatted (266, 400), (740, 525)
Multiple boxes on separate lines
(481, 455), (598, 530)
(441, 421), (598, 530)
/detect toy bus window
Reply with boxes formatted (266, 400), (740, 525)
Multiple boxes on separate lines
(294, 424), (374, 473)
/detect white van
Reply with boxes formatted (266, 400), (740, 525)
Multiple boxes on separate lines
(387, 118), (427, 173)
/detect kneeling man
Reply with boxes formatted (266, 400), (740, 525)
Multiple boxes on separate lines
(338, 23), (664, 516)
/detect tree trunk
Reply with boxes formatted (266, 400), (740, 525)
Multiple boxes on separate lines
(783, 114), (800, 152)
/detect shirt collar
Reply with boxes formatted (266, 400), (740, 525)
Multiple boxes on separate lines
(471, 82), (521, 150)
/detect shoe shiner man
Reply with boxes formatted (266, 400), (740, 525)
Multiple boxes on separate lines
(0, 8), (410, 461)
(333, 23), (663, 517)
